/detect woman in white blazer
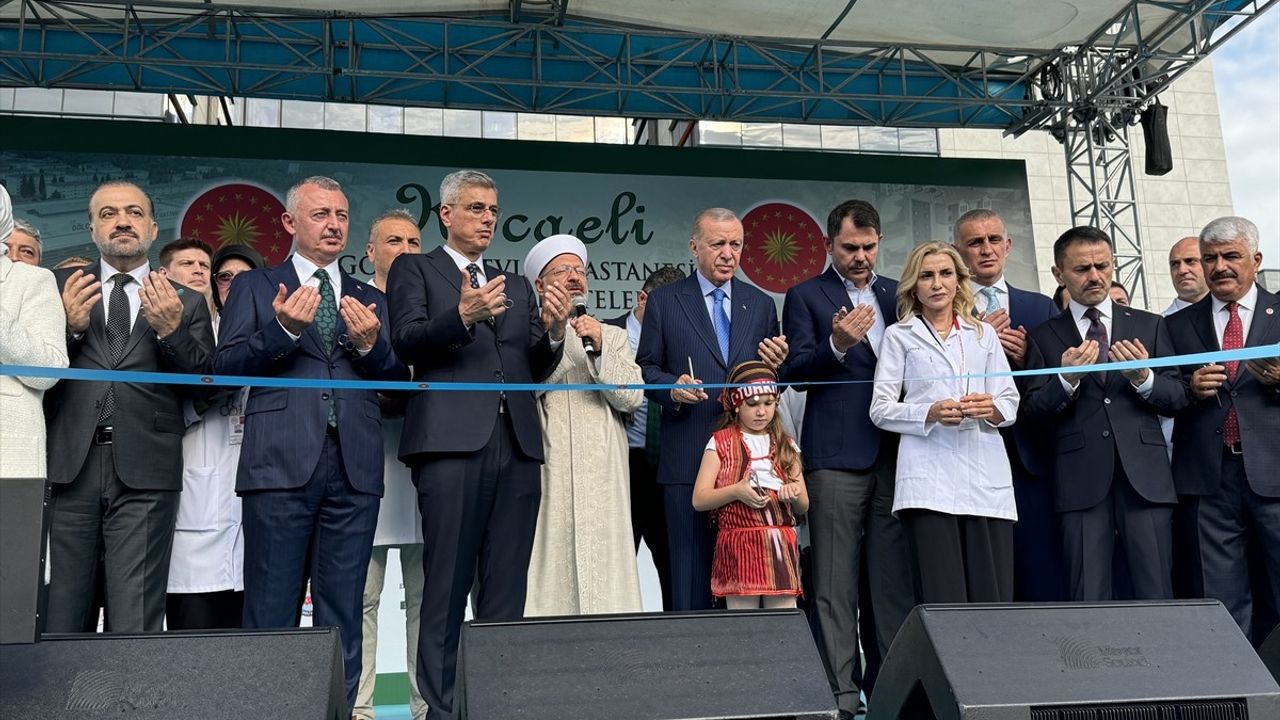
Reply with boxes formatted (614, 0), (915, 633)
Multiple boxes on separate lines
(869, 241), (1019, 604)
(0, 185), (69, 479)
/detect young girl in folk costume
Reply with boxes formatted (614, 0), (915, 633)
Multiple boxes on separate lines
(693, 361), (809, 609)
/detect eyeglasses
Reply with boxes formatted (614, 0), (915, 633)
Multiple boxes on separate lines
(543, 264), (587, 279)
(215, 270), (244, 286)
(450, 202), (502, 219)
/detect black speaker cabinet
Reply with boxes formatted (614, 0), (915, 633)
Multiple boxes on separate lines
(459, 609), (837, 720)
(868, 601), (1280, 720)
(0, 476), (49, 645)
(0, 627), (345, 719)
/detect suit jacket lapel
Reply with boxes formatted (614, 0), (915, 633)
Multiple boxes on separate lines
(819, 267), (849, 314)
(676, 275), (724, 367)
(427, 246), (463, 293)
(120, 298), (154, 361)
(726, 278), (760, 366)
(1244, 287), (1278, 347)
(485, 262), (508, 334)
(274, 259), (325, 358)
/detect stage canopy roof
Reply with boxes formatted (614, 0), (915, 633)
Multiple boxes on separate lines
(1, 0), (1275, 132)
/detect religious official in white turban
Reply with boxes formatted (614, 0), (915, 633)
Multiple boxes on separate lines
(0, 183), (70, 478)
(523, 234), (645, 615)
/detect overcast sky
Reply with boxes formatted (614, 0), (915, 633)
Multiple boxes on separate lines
(1213, 9), (1279, 268)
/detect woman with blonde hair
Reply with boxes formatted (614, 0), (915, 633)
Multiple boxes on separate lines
(869, 241), (1019, 603)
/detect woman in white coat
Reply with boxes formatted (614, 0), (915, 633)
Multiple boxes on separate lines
(165, 243), (266, 628)
(0, 184), (68, 479)
(869, 242), (1019, 603)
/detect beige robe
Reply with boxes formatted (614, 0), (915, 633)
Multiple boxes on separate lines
(525, 322), (644, 616)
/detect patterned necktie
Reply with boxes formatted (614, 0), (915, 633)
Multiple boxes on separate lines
(711, 287), (730, 364)
(980, 286), (1000, 314)
(1084, 306), (1109, 363)
(1221, 301), (1243, 446)
(466, 263), (494, 327)
(97, 273), (133, 423)
(314, 269), (338, 427)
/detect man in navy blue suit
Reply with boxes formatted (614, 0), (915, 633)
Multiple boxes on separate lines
(636, 207), (788, 611)
(781, 199), (913, 718)
(214, 176), (408, 714)
(952, 208), (1065, 602)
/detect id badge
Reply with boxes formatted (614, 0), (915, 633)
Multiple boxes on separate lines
(229, 413), (245, 446)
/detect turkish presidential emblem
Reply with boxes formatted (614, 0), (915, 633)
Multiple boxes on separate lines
(179, 182), (289, 266)
(740, 202), (826, 294)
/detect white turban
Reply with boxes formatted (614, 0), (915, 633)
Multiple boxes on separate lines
(523, 233), (588, 283)
(0, 183), (13, 253)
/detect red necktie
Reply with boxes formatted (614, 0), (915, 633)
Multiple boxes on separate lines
(1221, 301), (1243, 446)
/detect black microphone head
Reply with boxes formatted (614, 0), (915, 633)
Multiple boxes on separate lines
(571, 294), (588, 316)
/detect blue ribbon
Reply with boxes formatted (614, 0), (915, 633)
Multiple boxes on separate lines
(1, 345), (1275, 393)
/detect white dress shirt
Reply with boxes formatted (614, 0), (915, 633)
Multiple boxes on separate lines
(443, 243), (488, 284)
(1162, 296), (1194, 317)
(1211, 284), (1258, 347)
(99, 259), (150, 331)
(971, 275), (1009, 314)
(1059, 297), (1154, 397)
(279, 253), (344, 342)
(870, 316), (1019, 521)
(830, 272), (888, 360)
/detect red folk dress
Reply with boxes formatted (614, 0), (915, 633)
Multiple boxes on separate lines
(707, 427), (802, 598)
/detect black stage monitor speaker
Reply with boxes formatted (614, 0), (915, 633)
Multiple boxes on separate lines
(458, 609), (838, 720)
(0, 627), (345, 719)
(1262, 624), (1280, 684)
(868, 600), (1280, 720)
(0, 476), (50, 644)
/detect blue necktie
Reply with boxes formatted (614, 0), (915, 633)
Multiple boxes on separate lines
(980, 286), (1000, 314)
(711, 287), (730, 364)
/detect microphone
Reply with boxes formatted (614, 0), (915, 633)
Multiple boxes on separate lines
(571, 294), (597, 354)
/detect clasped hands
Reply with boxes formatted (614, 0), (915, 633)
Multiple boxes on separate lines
(1060, 337), (1151, 386)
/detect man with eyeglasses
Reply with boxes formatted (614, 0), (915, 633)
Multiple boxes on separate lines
(386, 169), (569, 720)
(522, 233), (645, 617)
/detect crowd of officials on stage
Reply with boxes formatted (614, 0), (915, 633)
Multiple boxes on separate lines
(0, 173), (1277, 720)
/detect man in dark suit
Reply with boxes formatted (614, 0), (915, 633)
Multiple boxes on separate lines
(44, 180), (214, 633)
(604, 265), (687, 612)
(214, 176), (407, 712)
(1023, 226), (1187, 602)
(386, 170), (568, 720)
(1167, 216), (1280, 642)
(952, 208), (1065, 602)
(780, 199), (912, 718)
(635, 207), (789, 612)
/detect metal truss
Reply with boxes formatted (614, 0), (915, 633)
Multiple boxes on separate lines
(1063, 109), (1149, 308)
(2, 0), (1053, 128)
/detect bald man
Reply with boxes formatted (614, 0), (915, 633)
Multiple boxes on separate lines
(1163, 236), (1208, 316)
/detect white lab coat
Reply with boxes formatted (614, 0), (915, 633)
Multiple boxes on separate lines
(869, 315), (1020, 521)
(168, 315), (244, 593)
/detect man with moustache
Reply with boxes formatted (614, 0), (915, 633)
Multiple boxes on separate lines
(1023, 227), (1186, 602)
(215, 176), (407, 712)
(781, 199), (912, 717)
(44, 180), (214, 633)
(636, 207), (789, 612)
(355, 209), (427, 720)
(952, 208), (1065, 602)
(386, 170), (569, 720)
(1167, 216), (1280, 642)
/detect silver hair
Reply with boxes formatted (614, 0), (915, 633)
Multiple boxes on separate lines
(13, 217), (42, 246)
(285, 176), (343, 216)
(367, 208), (419, 245)
(1199, 216), (1259, 254)
(691, 207), (739, 241)
(439, 170), (496, 206)
(952, 208), (1004, 243)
